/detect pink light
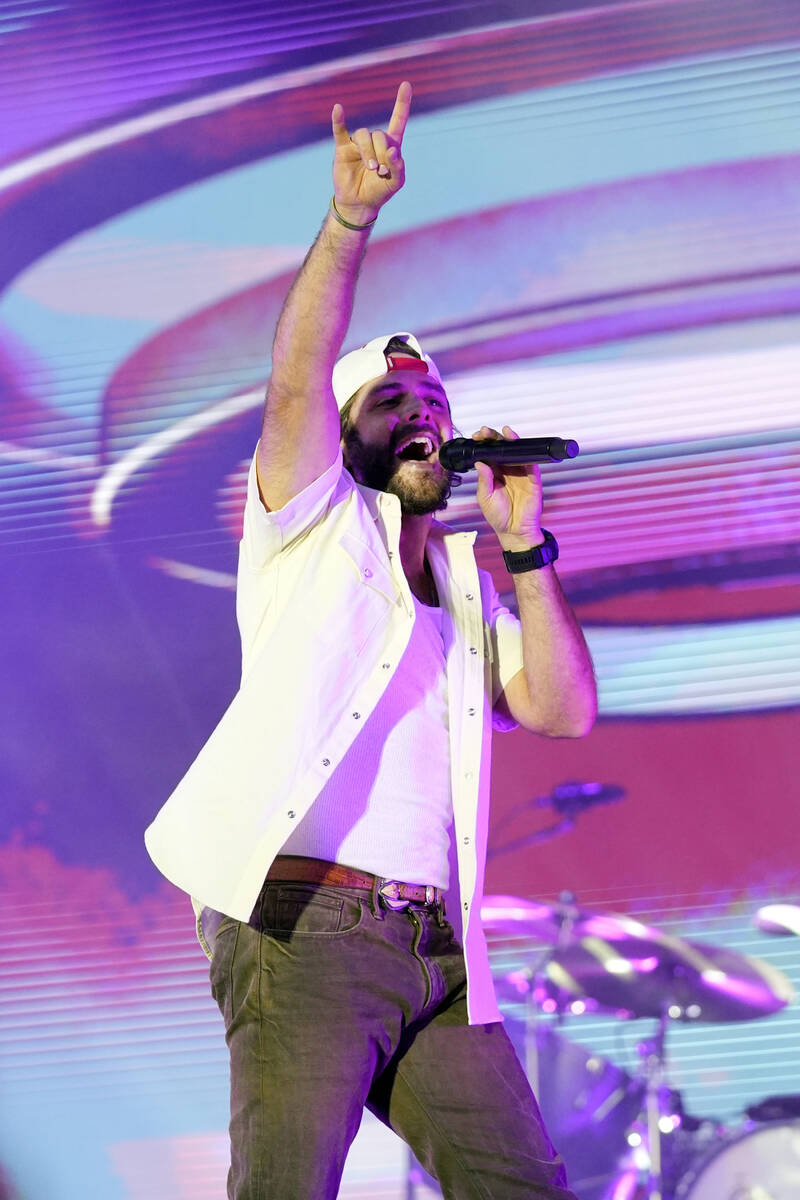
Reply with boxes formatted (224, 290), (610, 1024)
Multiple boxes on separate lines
(629, 955), (659, 973)
(610, 1168), (639, 1200)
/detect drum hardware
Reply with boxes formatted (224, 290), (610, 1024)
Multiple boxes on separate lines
(746, 1094), (800, 1122)
(524, 930), (795, 1024)
(612, 1010), (690, 1200)
(487, 895), (648, 1200)
(484, 893), (797, 1200)
(530, 927), (793, 1196)
(589, 1011), (687, 1200)
(481, 892), (656, 951)
(672, 1118), (800, 1199)
(515, 1021), (646, 1200)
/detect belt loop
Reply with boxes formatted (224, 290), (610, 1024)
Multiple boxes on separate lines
(369, 873), (385, 921)
(435, 890), (447, 927)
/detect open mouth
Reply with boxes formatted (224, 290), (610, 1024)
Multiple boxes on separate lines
(394, 433), (438, 463)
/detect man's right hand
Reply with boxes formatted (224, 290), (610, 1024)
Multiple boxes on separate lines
(331, 81), (412, 227)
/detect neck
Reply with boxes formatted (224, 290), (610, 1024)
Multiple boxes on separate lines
(398, 512), (433, 577)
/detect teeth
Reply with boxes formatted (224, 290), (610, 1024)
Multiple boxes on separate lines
(397, 435), (435, 455)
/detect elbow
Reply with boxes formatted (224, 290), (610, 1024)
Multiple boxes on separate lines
(521, 694), (597, 739)
(565, 690), (598, 738)
(558, 706), (597, 738)
(560, 677), (599, 737)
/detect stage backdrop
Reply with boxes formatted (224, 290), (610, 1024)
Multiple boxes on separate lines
(1, 2), (798, 1197)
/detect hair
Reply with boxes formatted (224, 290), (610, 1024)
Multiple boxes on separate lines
(339, 393), (357, 438)
(384, 335), (423, 359)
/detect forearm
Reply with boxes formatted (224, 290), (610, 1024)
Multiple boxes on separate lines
(256, 84), (409, 510)
(504, 539), (597, 737)
(268, 206), (372, 408)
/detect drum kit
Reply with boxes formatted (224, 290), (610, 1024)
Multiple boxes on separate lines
(477, 893), (799, 1200)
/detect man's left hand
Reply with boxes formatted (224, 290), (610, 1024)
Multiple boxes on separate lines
(472, 426), (544, 551)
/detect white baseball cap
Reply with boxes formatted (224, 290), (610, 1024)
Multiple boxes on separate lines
(332, 332), (444, 411)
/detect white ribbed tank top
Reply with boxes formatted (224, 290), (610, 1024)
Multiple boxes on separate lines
(280, 597), (452, 886)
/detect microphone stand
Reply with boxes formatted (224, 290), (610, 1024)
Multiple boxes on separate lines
(487, 782), (625, 860)
(487, 818), (576, 859)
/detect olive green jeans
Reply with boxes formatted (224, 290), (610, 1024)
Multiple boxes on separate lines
(206, 879), (576, 1200)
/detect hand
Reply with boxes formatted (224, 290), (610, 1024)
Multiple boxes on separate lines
(472, 426), (544, 550)
(331, 81), (412, 226)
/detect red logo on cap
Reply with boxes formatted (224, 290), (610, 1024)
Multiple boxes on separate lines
(385, 353), (429, 374)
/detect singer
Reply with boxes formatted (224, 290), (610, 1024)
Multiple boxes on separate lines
(145, 81), (596, 1199)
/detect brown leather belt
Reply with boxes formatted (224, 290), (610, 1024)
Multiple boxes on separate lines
(267, 854), (444, 910)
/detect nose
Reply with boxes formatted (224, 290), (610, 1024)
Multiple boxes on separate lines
(400, 393), (441, 427)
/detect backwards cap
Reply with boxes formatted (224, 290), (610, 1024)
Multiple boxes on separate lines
(332, 332), (443, 411)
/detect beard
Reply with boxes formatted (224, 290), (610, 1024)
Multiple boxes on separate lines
(342, 427), (452, 516)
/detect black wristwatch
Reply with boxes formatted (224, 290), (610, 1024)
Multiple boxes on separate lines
(502, 529), (559, 574)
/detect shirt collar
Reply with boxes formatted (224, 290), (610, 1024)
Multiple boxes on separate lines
(352, 474), (478, 558)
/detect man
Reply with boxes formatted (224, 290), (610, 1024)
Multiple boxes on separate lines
(146, 81), (596, 1199)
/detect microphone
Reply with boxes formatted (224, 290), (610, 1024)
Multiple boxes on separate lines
(439, 436), (579, 471)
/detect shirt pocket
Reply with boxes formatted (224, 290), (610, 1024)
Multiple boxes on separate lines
(338, 531), (398, 606)
(335, 535), (400, 657)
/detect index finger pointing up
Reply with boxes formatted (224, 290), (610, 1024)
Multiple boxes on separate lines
(387, 81), (413, 143)
(331, 102), (350, 147)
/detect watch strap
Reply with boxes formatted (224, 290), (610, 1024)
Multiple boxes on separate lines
(502, 529), (559, 573)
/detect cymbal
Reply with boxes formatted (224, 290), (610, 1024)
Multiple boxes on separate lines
(754, 903), (800, 935)
(481, 894), (678, 950)
(533, 935), (795, 1022)
(481, 895), (583, 943)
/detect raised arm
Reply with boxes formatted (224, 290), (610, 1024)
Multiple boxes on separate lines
(257, 82), (412, 511)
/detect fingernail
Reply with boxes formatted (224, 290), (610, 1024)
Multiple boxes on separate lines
(377, 164), (390, 177)
(368, 158), (378, 170)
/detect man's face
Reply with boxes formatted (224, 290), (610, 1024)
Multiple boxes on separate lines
(342, 369), (454, 515)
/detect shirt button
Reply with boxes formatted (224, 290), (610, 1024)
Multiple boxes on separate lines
(469, 646), (478, 655)
(287, 810), (296, 819)
(352, 712), (361, 720)
(465, 592), (474, 600)
(382, 662), (391, 670)
(464, 770), (473, 781)
(363, 568), (372, 578)
(463, 836), (470, 845)
(463, 901), (469, 911)
(322, 758), (330, 767)
(468, 707), (476, 716)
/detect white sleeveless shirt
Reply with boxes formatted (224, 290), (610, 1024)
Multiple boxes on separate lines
(280, 596), (452, 886)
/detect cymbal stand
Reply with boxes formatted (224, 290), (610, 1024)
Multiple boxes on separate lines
(524, 893), (581, 1090)
(636, 1010), (671, 1200)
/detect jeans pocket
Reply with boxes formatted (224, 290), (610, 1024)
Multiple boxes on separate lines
(209, 918), (240, 1021)
(259, 884), (365, 937)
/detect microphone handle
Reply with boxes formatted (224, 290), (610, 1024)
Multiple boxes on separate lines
(439, 437), (579, 471)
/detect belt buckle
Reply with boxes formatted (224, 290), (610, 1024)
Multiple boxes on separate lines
(378, 880), (410, 911)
